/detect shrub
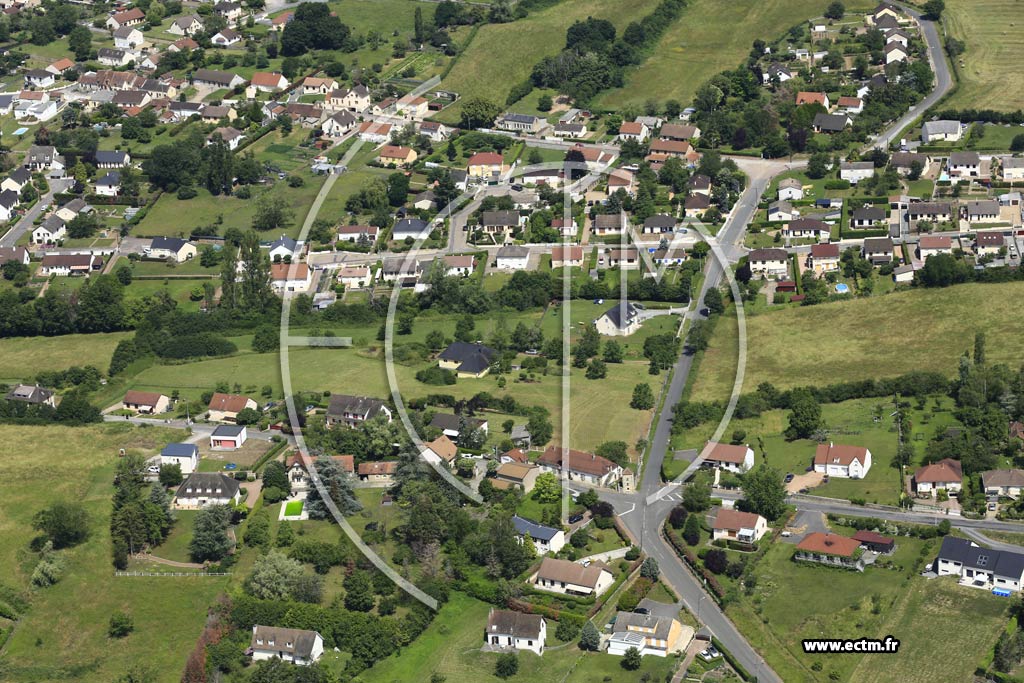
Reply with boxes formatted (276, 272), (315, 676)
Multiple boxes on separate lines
(109, 611), (134, 638)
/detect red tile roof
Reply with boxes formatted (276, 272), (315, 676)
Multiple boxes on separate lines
(797, 532), (860, 557)
(813, 443), (868, 467)
(703, 441), (750, 464)
(208, 393), (252, 413)
(914, 458), (962, 483)
(712, 509), (762, 531)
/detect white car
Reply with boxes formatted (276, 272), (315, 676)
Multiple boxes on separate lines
(147, 465), (160, 473)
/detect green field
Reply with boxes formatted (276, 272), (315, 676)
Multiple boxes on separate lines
(945, 0), (1024, 111)
(595, 0), (871, 109)
(0, 332), (132, 383)
(0, 423), (228, 683)
(436, 0), (661, 123)
(689, 282), (1024, 403)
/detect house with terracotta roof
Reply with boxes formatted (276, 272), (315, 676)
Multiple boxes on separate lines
(357, 460), (398, 483)
(618, 121), (650, 143)
(500, 448), (530, 464)
(794, 532), (865, 570)
(701, 441), (755, 473)
(467, 152), (507, 180)
(712, 508), (767, 544)
(795, 91), (830, 108)
(532, 557), (613, 596)
(422, 434), (458, 469)
(270, 263), (311, 293)
(301, 77), (337, 95)
(106, 7), (145, 30)
(207, 392), (257, 423)
(46, 58), (75, 76)
(377, 145), (417, 167)
(808, 243), (840, 274)
(813, 443), (872, 478)
(493, 462), (542, 493)
(551, 245), (584, 268)
(913, 458), (962, 497)
(122, 390), (171, 415)
(250, 72), (289, 92)
(917, 235), (952, 259)
(537, 445), (622, 488)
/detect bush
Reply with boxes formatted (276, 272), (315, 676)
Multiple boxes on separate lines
(109, 611), (134, 638)
(495, 652), (519, 678)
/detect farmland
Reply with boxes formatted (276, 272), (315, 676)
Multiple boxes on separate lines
(945, 0), (1024, 111)
(0, 332), (132, 383)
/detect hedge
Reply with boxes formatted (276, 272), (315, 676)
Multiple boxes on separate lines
(711, 636), (756, 681)
(664, 526), (726, 603)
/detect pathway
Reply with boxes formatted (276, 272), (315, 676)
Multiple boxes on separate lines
(132, 552), (204, 569)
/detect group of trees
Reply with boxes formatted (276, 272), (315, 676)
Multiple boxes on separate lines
(109, 454), (175, 568)
(0, 272), (134, 340)
(143, 132), (264, 197)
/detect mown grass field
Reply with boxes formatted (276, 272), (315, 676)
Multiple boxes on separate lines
(945, 0), (1024, 111)
(436, 0), (662, 124)
(0, 424), (228, 683)
(595, 0), (872, 110)
(689, 283), (1024, 404)
(729, 534), (1009, 683)
(0, 332), (131, 383)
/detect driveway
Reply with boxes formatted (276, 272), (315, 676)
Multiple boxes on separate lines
(786, 470), (824, 494)
(782, 509), (829, 544)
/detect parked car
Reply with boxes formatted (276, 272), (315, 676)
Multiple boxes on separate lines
(780, 531), (792, 537)
(784, 473), (795, 483)
(147, 465), (160, 473)
(568, 513), (584, 524)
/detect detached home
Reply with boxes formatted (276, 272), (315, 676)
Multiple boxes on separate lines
(913, 458), (962, 497)
(493, 463), (541, 494)
(702, 441), (754, 473)
(595, 301), (642, 336)
(862, 237), (894, 265)
(813, 443), (872, 478)
(207, 393), (257, 423)
(496, 245), (529, 270)
(795, 532), (865, 570)
(146, 237), (197, 262)
(981, 469), (1024, 499)
(122, 390), (170, 414)
(533, 557), (613, 597)
(484, 610), (546, 656)
(747, 248), (789, 278)
(840, 161), (874, 185)
(250, 626), (324, 665)
(921, 120), (962, 143)
(512, 515), (565, 555)
(325, 394), (392, 428)
(607, 601), (690, 658)
(948, 151), (982, 178)
(175, 472), (241, 508)
(39, 253), (101, 276)
(160, 443), (199, 474)
(537, 445), (622, 488)
(712, 509), (768, 544)
(934, 536), (1024, 593)
(438, 342), (496, 378)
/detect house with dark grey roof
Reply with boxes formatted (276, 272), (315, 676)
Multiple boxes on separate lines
(438, 342), (496, 378)
(851, 206), (887, 229)
(862, 237), (894, 265)
(921, 120), (962, 143)
(160, 443), (199, 474)
(497, 112), (544, 134)
(5, 384), (55, 407)
(812, 113), (851, 134)
(175, 472), (241, 508)
(642, 214), (677, 234)
(391, 217), (430, 241)
(595, 301), (642, 336)
(934, 536), (1024, 592)
(1, 165), (31, 195)
(512, 515), (565, 555)
(326, 394), (392, 428)
(608, 602), (691, 658)
(251, 625), (324, 665)
(948, 151), (982, 178)
(430, 412), (489, 440)
(146, 237), (197, 262)
(484, 609), (547, 655)
(210, 424), (247, 450)
(95, 150), (130, 169)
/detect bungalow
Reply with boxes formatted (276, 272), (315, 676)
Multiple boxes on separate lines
(301, 77), (337, 95)
(659, 123), (700, 141)
(537, 445), (622, 488)
(32, 217), (68, 245)
(862, 237), (894, 265)
(554, 122), (586, 138)
(5, 384), (55, 407)
(122, 390), (170, 414)
(918, 235), (952, 259)
(651, 247), (687, 266)
(783, 217), (830, 241)
(533, 557), (613, 597)
(377, 144), (417, 167)
(113, 26), (144, 49)
(39, 253), (101, 276)
(852, 530), (895, 554)
(949, 151), (982, 178)
(271, 11), (294, 30)
(618, 121), (650, 143)
(592, 212), (625, 236)
(608, 601), (690, 658)
(357, 460), (398, 484)
(964, 200), (1000, 224)
(467, 152), (508, 181)
(24, 69), (54, 88)
(934, 536), (1024, 592)
(208, 126), (244, 151)
(890, 152), (930, 176)
(913, 458), (963, 497)
(422, 434), (458, 469)
(268, 235), (300, 262)
(884, 42), (908, 64)
(643, 214), (677, 234)
(777, 178), (804, 201)
(175, 472), (241, 508)
(648, 139), (697, 161)
(391, 218), (431, 242)
(337, 266), (371, 289)
(551, 245), (584, 268)
(321, 110), (356, 138)
(701, 441), (754, 473)
(46, 58), (76, 76)
(981, 469), (1024, 499)
(851, 206), (887, 229)
(496, 245), (530, 271)
(192, 69), (245, 89)
(97, 48), (132, 68)
(395, 95), (429, 120)
(336, 224), (377, 243)
(440, 254), (474, 277)
(168, 15), (204, 36)
(837, 96), (864, 115)
(147, 237), (198, 264)
(326, 394), (391, 428)
(106, 7), (145, 30)
(795, 532), (864, 570)
(1, 166), (31, 194)
(484, 610), (546, 656)
(111, 90), (150, 110)
(210, 424), (247, 450)
(976, 231), (1006, 257)
(492, 463), (541, 493)
(95, 171), (121, 197)
(438, 342), (496, 378)
(169, 38), (200, 53)
(907, 201), (953, 227)
(809, 243), (841, 274)
(595, 301), (642, 336)
(474, 210), (518, 244)
(250, 72), (289, 92)
(212, 28), (242, 47)
(795, 91), (830, 108)
(270, 263), (311, 293)
(160, 443), (199, 474)
(250, 626), (324, 665)
(608, 170), (635, 196)
(1002, 157), (1024, 182)
(747, 248), (789, 279)
(840, 161), (874, 185)
(605, 248), (639, 270)
(813, 442), (872, 478)
(498, 112), (544, 134)
(95, 150), (131, 169)
(207, 392), (257, 423)
(813, 113), (851, 134)
(512, 515), (564, 555)
(766, 200), (796, 223)
(712, 509), (768, 544)
(921, 120), (962, 143)
(430, 413), (488, 441)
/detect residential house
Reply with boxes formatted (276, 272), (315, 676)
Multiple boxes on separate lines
(95, 171), (121, 197)
(250, 71), (289, 92)
(95, 150), (130, 169)
(948, 151), (982, 178)
(418, 120), (449, 141)
(511, 516), (564, 555)
(122, 390), (170, 414)
(250, 626), (324, 665)
(268, 235), (300, 262)
(594, 301), (642, 336)
(608, 169), (635, 196)
(964, 200), (1000, 224)
(169, 37), (200, 53)
(918, 235), (952, 259)
(532, 557), (613, 596)
(764, 62), (793, 84)
(921, 120), (962, 143)
(24, 69), (54, 88)
(0, 247), (29, 266)
(467, 152), (507, 180)
(32, 217), (68, 245)
(813, 442), (872, 478)
(702, 441), (755, 473)
(981, 470), (1024, 499)
(54, 198), (91, 223)
(840, 161), (874, 185)
(838, 96), (864, 115)
(592, 212), (625, 236)
(357, 460), (398, 483)
(160, 443), (199, 474)
(113, 26), (144, 49)
(391, 217), (430, 241)
(934, 536), (1024, 592)
(767, 200), (797, 223)
(337, 266), (371, 289)
(711, 509), (768, 544)
(607, 601), (691, 658)
(421, 434), (458, 469)
(813, 113), (851, 134)
(500, 448), (530, 465)
(496, 245), (530, 271)
(794, 533), (865, 570)
(270, 263), (311, 293)
(498, 113), (544, 134)
(430, 413), (488, 441)
(884, 42), (908, 63)
(24, 145), (62, 173)
(907, 202), (953, 228)
(301, 77), (337, 95)
(192, 69), (245, 89)
(328, 85), (371, 112)
(747, 248), (789, 278)
(1001, 157), (1024, 182)
(214, 1), (245, 24)
(395, 95), (429, 120)
(890, 152), (930, 176)
(97, 48), (132, 68)
(270, 11), (294, 30)
(207, 392), (257, 423)
(913, 458), (963, 497)
(551, 245), (584, 268)
(605, 248), (639, 270)
(4, 384), (55, 407)
(321, 110), (356, 137)
(210, 424), (247, 450)
(336, 224), (377, 243)
(537, 445), (622, 488)
(648, 139), (698, 161)
(106, 7), (145, 30)
(439, 254), (474, 277)
(46, 58), (75, 76)
(783, 217), (830, 241)
(871, 3), (903, 25)
(976, 231), (1006, 257)
(809, 242), (841, 274)
(795, 91), (830, 108)
(862, 237), (894, 265)
(642, 214), (677, 234)
(493, 464), (542, 494)
(168, 15), (203, 35)
(851, 206), (887, 229)
(651, 247), (688, 266)
(326, 394), (391, 428)
(377, 144), (417, 167)
(618, 121), (650, 143)
(175, 472), (241, 508)
(777, 178), (804, 201)
(212, 28), (242, 46)
(852, 530), (895, 554)
(438, 342), (496, 378)
(38, 253), (101, 276)
(2, 166), (31, 195)
(484, 610), (546, 656)
(111, 90), (150, 109)
(0, 190), (19, 222)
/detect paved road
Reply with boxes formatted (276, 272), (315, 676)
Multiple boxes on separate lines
(0, 178), (73, 248)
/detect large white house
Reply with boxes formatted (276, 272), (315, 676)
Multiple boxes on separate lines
(934, 536), (1024, 593)
(711, 508), (768, 544)
(607, 600), (692, 658)
(250, 625), (324, 665)
(175, 472), (241, 508)
(813, 443), (872, 478)
(512, 515), (565, 555)
(537, 446), (622, 488)
(701, 442), (755, 473)
(484, 609), (546, 656)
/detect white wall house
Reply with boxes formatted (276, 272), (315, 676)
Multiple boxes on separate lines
(813, 443), (872, 478)
(250, 626), (324, 665)
(484, 610), (546, 656)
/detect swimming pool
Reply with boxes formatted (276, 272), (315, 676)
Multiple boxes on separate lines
(835, 283), (850, 294)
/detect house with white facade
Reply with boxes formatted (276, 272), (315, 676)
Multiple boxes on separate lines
(934, 536), (1024, 593)
(532, 557), (613, 597)
(711, 509), (768, 544)
(160, 443), (199, 474)
(537, 445), (622, 488)
(175, 472), (241, 508)
(484, 610), (546, 656)
(701, 441), (755, 473)
(250, 626), (324, 665)
(512, 515), (565, 555)
(813, 443), (872, 478)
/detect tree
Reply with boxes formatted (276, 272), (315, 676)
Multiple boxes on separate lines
(923, 0), (944, 19)
(1011, 134), (1024, 153)
(189, 505), (232, 563)
(158, 463), (183, 487)
(68, 25), (91, 61)
(974, 331), (986, 365)
(579, 621), (600, 651)
(742, 464), (787, 520)
(682, 479), (711, 512)
(32, 502), (89, 549)
(683, 513), (701, 545)
(252, 193), (294, 232)
(669, 504), (688, 529)
(824, 1), (845, 19)
(246, 550), (304, 600)
(305, 457), (362, 518)
(495, 652), (519, 678)
(460, 97), (501, 130)
(276, 520), (295, 547)
(532, 472), (561, 503)
(537, 94), (553, 112)
(631, 383), (654, 409)
(807, 152), (831, 179)
(262, 460), (290, 493)
(109, 611), (134, 638)
(115, 264), (133, 286)
(621, 646), (642, 670)
(585, 358), (607, 379)
(705, 548), (728, 574)
(640, 556), (659, 580)
(603, 340), (623, 363)
(252, 325), (279, 353)
(344, 569), (375, 611)
(785, 390), (823, 440)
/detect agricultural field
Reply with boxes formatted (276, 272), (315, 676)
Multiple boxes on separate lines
(0, 332), (132, 383)
(0, 423), (228, 683)
(945, 0), (1024, 111)
(687, 282), (1024, 404)
(595, 0), (873, 110)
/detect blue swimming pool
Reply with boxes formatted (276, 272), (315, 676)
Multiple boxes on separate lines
(835, 283), (850, 294)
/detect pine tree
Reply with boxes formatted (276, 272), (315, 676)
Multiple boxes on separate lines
(579, 621), (600, 651)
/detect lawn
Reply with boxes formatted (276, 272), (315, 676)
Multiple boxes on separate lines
(0, 332), (132, 383)
(436, 0), (662, 124)
(284, 500), (304, 516)
(689, 282), (1024, 403)
(945, 0), (1024, 111)
(595, 0), (873, 110)
(124, 278), (213, 312)
(0, 423), (229, 683)
(155, 509), (198, 563)
(729, 533), (1009, 682)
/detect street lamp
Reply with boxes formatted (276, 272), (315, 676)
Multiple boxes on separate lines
(698, 593), (707, 623)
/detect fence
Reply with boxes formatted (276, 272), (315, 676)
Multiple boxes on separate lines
(114, 571), (230, 577)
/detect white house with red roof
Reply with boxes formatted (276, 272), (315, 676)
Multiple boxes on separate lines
(813, 443), (872, 478)
(701, 441), (754, 473)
